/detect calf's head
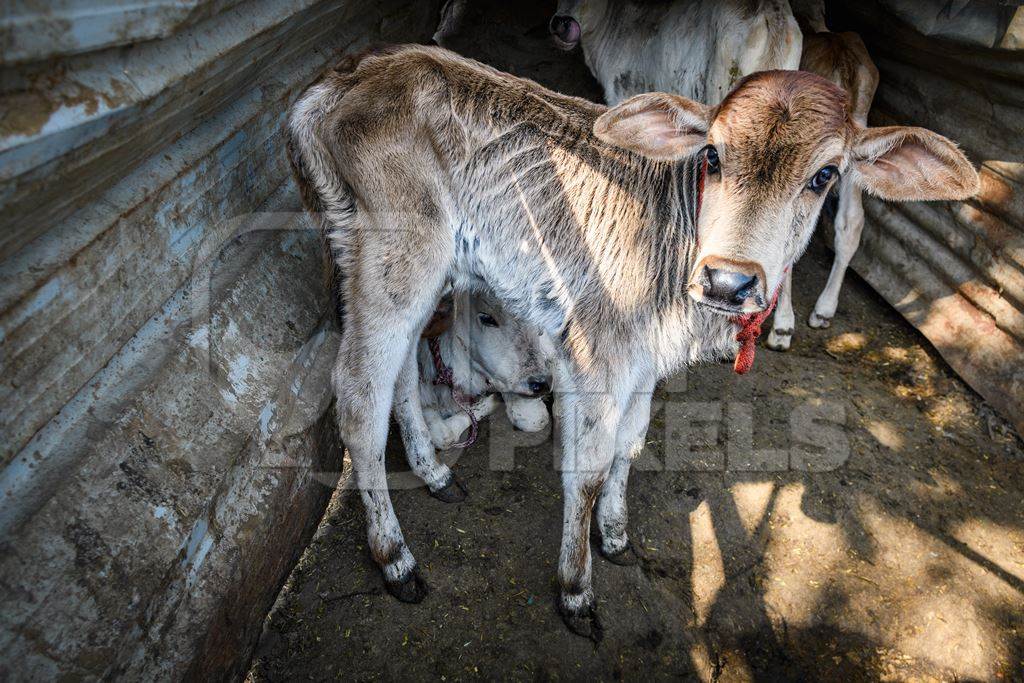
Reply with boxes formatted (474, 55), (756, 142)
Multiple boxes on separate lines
(593, 70), (980, 315)
(456, 291), (554, 398)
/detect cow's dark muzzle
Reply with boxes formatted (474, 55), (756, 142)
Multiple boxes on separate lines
(549, 15), (581, 50)
(688, 257), (768, 315)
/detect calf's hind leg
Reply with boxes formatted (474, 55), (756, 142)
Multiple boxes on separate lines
(393, 343), (468, 502)
(334, 225), (449, 602)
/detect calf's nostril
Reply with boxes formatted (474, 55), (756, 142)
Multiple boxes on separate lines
(704, 268), (758, 305)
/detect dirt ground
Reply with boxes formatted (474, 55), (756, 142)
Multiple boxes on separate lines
(247, 3), (1024, 680)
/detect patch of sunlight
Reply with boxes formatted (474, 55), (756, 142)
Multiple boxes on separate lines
(761, 483), (847, 627)
(780, 384), (813, 398)
(909, 467), (965, 503)
(689, 500), (726, 626)
(865, 420), (904, 451)
(894, 288), (925, 311)
(901, 594), (992, 678)
(730, 481), (774, 537)
(922, 392), (978, 431)
(951, 518), (1024, 583)
(688, 640), (728, 683)
(825, 332), (869, 355)
(881, 346), (911, 363)
(855, 495), (1006, 679)
(862, 345), (927, 376)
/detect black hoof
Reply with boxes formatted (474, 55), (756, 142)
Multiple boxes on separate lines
(385, 567), (428, 603)
(600, 541), (639, 566)
(429, 473), (467, 503)
(558, 600), (603, 643)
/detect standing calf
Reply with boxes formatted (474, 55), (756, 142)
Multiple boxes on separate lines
(287, 45), (977, 637)
(548, 0), (802, 106)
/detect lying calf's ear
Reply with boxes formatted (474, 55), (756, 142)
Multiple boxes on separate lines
(594, 93), (710, 161)
(850, 126), (980, 201)
(421, 294), (454, 338)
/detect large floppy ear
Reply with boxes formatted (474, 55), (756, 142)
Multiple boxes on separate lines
(850, 126), (980, 201)
(593, 93), (710, 161)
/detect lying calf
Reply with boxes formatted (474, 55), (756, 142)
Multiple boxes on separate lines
(392, 289), (553, 502)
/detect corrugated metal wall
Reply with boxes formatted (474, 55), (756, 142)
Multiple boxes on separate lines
(0, 1), (439, 678)
(831, 1), (1024, 434)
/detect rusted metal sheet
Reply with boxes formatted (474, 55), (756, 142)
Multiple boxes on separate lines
(830, 1), (1024, 433)
(0, 0), (247, 64)
(0, 0), (440, 678)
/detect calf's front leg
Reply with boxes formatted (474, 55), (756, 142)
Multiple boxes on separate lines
(556, 390), (622, 640)
(766, 269), (795, 351)
(425, 393), (500, 450)
(595, 384), (654, 565)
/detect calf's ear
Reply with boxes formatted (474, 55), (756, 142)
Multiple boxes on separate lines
(850, 126), (980, 201)
(594, 93), (710, 161)
(421, 294), (454, 338)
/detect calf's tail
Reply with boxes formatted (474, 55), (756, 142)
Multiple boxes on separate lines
(285, 68), (361, 328)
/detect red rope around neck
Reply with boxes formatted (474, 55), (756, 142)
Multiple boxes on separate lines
(428, 337), (480, 448)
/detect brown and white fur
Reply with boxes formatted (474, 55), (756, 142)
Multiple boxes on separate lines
(286, 45), (978, 637)
(547, 0), (881, 350)
(395, 289), (553, 503)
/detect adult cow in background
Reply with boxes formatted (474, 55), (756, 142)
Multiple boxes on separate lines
(549, 0), (802, 107)
(549, 0), (880, 349)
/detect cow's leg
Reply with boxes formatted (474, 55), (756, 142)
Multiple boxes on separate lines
(766, 269), (795, 351)
(557, 384), (628, 640)
(595, 383), (653, 566)
(335, 330), (427, 602)
(810, 179), (864, 328)
(393, 343), (467, 503)
(335, 219), (449, 603)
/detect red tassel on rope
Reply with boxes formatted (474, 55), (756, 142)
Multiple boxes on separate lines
(730, 289), (779, 375)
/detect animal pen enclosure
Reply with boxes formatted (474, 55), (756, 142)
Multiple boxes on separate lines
(0, 0), (1021, 680)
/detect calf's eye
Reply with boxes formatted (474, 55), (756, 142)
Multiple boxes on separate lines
(704, 145), (720, 174)
(808, 165), (838, 194)
(478, 312), (499, 327)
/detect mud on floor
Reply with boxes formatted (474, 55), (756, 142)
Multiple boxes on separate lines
(246, 236), (1023, 681)
(247, 3), (1024, 680)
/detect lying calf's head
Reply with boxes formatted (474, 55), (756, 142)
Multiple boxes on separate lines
(456, 291), (554, 398)
(593, 69), (980, 315)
